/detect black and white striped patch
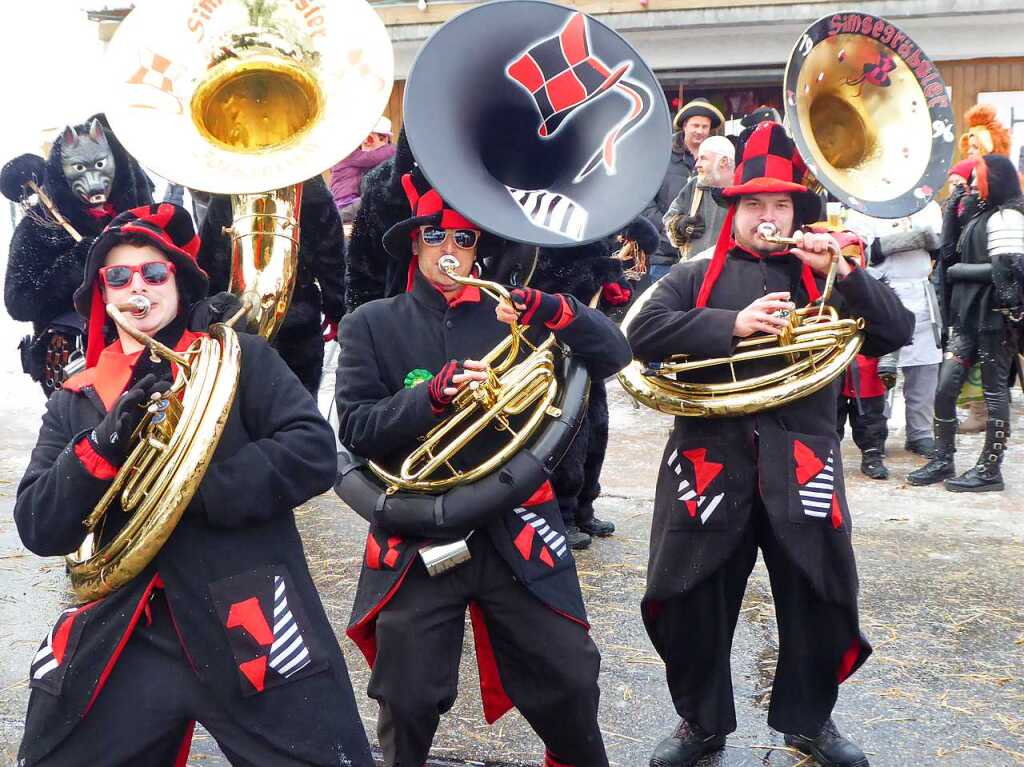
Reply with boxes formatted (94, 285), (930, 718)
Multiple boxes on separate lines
(506, 187), (588, 241)
(514, 506), (568, 558)
(667, 451), (724, 524)
(30, 608), (76, 682)
(268, 575), (312, 678)
(798, 451), (835, 518)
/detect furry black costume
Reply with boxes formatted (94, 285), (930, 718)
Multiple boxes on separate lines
(3, 115), (153, 393)
(198, 175), (346, 395)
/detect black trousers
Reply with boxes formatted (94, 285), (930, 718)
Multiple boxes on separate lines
(836, 394), (888, 453)
(276, 325), (325, 396)
(647, 500), (857, 737)
(935, 329), (1015, 425)
(368, 534), (608, 767)
(29, 592), (326, 767)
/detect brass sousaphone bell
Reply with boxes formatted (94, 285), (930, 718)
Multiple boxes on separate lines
(68, 0), (395, 600)
(104, 0), (394, 339)
(619, 12), (954, 417)
(335, 0), (670, 574)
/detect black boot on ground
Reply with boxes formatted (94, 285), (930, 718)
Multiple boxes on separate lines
(907, 417), (957, 486)
(578, 510), (615, 537)
(783, 719), (869, 767)
(904, 437), (936, 457)
(860, 449), (888, 480)
(649, 719), (725, 767)
(565, 526), (592, 550)
(945, 418), (1008, 493)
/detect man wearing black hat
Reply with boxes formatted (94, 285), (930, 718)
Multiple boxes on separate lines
(642, 98), (726, 280)
(628, 122), (914, 767)
(335, 171), (631, 767)
(13, 203), (373, 766)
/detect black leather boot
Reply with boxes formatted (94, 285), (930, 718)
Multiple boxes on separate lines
(564, 526), (592, 550)
(860, 448), (889, 480)
(907, 417), (957, 486)
(784, 718), (869, 767)
(581, 512), (610, 536)
(945, 418), (1008, 492)
(649, 719), (725, 767)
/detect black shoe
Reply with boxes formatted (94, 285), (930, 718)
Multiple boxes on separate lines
(565, 526), (592, 551)
(649, 719), (725, 767)
(860, 449), (888, 480)
(904, 438), (936, 457)
(579, 516), (615, 537)
(784, 719), (868, 767)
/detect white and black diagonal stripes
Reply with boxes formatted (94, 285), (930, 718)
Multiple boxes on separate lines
(514, 507), (568, 558)
(799, 451), (835, 518)
(667, 451), (724, 524)
(506, 187), (588, 241)
(31, 608), (75, 680)
(268, 576), (311, 678)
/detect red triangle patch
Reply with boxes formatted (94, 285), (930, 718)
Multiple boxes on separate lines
(831, 494), (843, 529)
(685, 499), (697, 518)
(239, 656), (267, 692)
(793, 440), (825, 485)
(539, 547), (555, 568)
(514, 524), (536, 560)
(682, 448), (723, 495)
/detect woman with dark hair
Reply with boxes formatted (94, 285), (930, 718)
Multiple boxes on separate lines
(908, 154), (1024, 492)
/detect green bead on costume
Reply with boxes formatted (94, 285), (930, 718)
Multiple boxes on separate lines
(404, 368), (433, 389)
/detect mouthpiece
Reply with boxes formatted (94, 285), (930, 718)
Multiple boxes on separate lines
(438, 255), (460, 275)
(118, 296), (151, 317)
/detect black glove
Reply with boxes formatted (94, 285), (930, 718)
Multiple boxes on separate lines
(621, 216), (660, 254)
(674, 214), (705, 242)
(509, 287), (564, 326)
(427, 360), (464, 411)
(868, 238), (886, 266)
(188, 291), (244, 331)
(88, 374), (172, 465)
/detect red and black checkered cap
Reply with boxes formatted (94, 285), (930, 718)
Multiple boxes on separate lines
(73, 202), (208, 317)
(723, 122), (813, 200)
(506, 12), (629, 138)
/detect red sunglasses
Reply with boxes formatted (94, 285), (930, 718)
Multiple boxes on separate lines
(99, 261), (176, 289)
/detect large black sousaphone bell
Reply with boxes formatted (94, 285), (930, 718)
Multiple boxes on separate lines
(403, 0), (671, 247)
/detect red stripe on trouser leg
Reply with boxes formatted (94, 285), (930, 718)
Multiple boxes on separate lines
(173, 721), (195, 767)
(468, 602), (515, 724)
(544, 750), (575, 767)
(836, 637), (862, 683)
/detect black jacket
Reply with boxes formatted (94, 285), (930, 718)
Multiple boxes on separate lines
(628, 250), (913, 608)
(4, 117), (152, 331)
(14, 331), (371, 766)
(335, 270), (631, 656)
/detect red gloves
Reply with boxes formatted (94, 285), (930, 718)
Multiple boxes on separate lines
(601, 282), (632, 306)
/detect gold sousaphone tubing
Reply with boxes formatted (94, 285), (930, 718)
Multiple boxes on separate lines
(367, 256), (562, 493)
(66, 296), (241, 602)
(617, 223), (864, 417)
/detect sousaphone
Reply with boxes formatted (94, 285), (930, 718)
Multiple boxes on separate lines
(68, 0), (394, 600)
(335, 0), (670, 574)
(619, 12), (954, 417)
(104, 0), (394, 338)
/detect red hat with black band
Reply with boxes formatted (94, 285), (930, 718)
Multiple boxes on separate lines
(382, 167), (481, 259)
(695, 122), (826, 308)
(74, 202), (209, 368)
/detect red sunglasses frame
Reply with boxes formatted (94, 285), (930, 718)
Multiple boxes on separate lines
(98, 261), (176, 289)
